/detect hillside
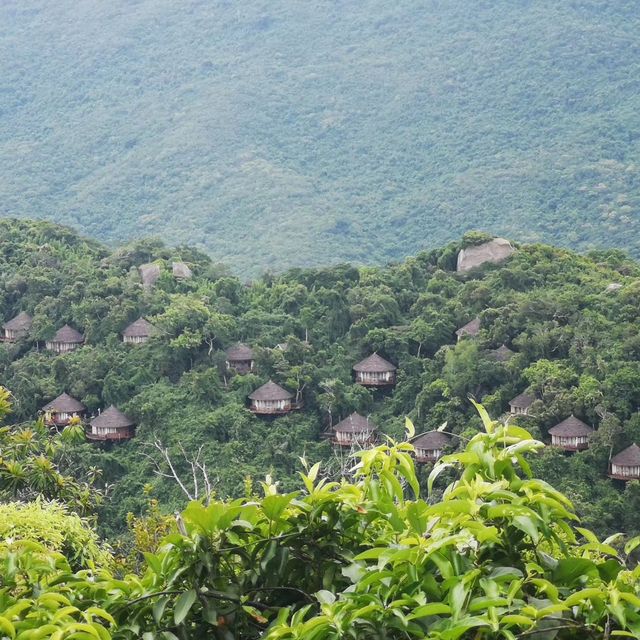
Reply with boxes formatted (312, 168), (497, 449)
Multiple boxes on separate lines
(2, 219), (640, 543)
(1, 1), (639, 273)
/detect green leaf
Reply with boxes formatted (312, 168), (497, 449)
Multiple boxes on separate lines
(512, 515), (540, 544)
(449, 580), (468, 619)
(173, 589), (197, 626)
(470, 398), (494, 434)
(409, 603), (451, 619)
(624, 536), (640, 556)
(153, 595), (170, 624)
(598, 559), (623, 582)
(0, 616), (15, 639)
(428, 462), (454, 494)
(552, 558), (598, 587)
(428, 499), (474, 516)
(262, 494), (295, 521)
(405, 417), (415, 439)
(564, 588), (604, 607)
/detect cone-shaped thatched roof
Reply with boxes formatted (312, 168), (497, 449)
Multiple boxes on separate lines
(455, 317), (481, 337)
(3, 311), (33, 332)
(42, 392), (86, 413)
(611, 444), (640, 467)
(509, 393), (534, 408)
(51, 325), (84, 344)
(353, 353), (396, 373)
(411, 430), (451, 450)
(227, 343), (254, 361)
(548, 415), (593, 437)
(491, 344), (515, 362)
(122, 317), (156, 338)
(333, 413), (376, 433)
(90, 405), (135, 429)
(249, 380), (293, 401)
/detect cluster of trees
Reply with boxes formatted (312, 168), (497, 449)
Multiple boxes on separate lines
(4, 389), (640, 638)
(1, 219), (640, 544)
(1, 2), (640, 273)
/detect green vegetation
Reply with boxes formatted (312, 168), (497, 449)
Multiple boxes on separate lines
(1, 2), (640, 273)
(2, 219), (640, 544)
(4, 220), (640, 636)
(4, 402), (640, 638)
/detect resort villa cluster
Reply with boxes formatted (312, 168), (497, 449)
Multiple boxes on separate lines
(1, 240), (637, 479)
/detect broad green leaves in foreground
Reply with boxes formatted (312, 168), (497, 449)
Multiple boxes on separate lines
(4, 405), (637, 638)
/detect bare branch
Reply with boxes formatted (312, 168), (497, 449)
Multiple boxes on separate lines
(141, 438), (216, 504)
(150, 438), (194, 501)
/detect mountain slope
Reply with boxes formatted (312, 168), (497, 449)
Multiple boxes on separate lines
(3, 220), (640, 539)
(0, 1), (639, 273)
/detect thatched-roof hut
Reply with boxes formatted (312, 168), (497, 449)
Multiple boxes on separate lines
(122, 318), (156, 344)
(455, 317), (481, 341)
(330, 413), (377, 448)
(2, 312), (32, 342)
(226, 344), (255, 374)
(548, 415), (593, 452)
(609, 444), (640, 480)
(411, 431), (451, 463)
(42, 393), (86, 429)
(46, 325), (84, 354)
(353, 353), (397, 387)
(87, 406), (136, 442)
(249, 381), (298, 415)
(509, 393), (534, 416)
(457, 238), (515, 272)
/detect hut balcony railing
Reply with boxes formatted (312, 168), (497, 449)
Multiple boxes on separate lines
(414, 451), (441, 463)
(608, 465), (640, 481)
(86, 430), (135, 442)
(44, 417), (81, 428)
(0, 333), (21, 343)
(551, 441), (589, 452)
(355, 374), (396, 387)
(331, 434), (377, 448)
(250, 400), (303, 415)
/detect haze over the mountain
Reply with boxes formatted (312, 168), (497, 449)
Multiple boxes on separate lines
(1, 0), (639, 273)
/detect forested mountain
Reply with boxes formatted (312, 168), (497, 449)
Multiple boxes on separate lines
(2, 218), (640, 544)
(1, 1), (640, 273)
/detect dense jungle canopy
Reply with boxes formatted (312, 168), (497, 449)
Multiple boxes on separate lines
(1, 1), (639, 273)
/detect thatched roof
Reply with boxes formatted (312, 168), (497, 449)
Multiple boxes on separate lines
(90, 405), (135, 429)
(455, 317), (481, 337)
(411, 430), (451, 450)
(3, 311), (33, 332)
(548, 415), (593, 437)
(509, 393), (534, 409)
(122, 317), (156, 338)
(490, 344), (515, 362)
(249, 380), (293, 401)
(172, 262), (193, 279)
(226, 343), (254, 361)
(457, 238), (515, 272)
(333, 413), (376, 434)
(139, 263), (161, 288)
(353, 353), (397, 373)
(51, 325), (84, 344)
(42, 392), (86, 413)
(611, 444), (640, 467)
